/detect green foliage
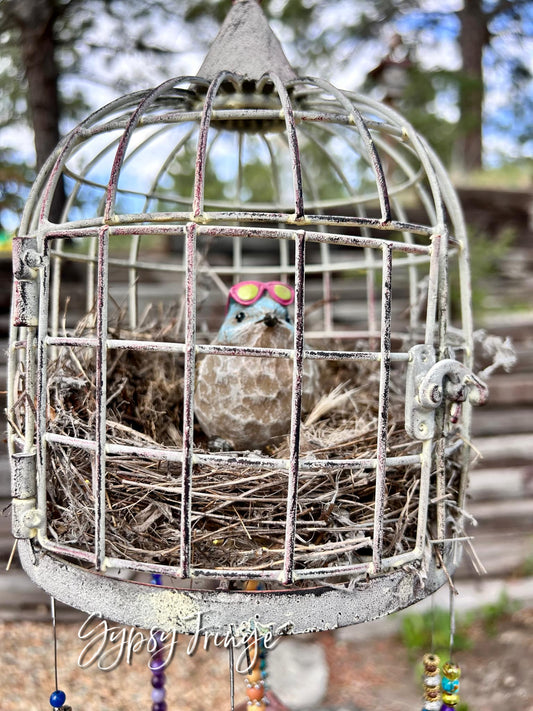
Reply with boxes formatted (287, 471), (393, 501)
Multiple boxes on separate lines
(465, 590), (520, 637)
(517, 551), (533, 578)
(2, 0), (531, 150)
(461, 159), (533, 190)
(400, 606), (471, 662)
(0, 148), (33, 226)
(470, 226), (514, 297)
(0, 33), (27, 129)
(514, 537), (533, 578)
(400, 592), (520, 660)
(386, 65), (460, 166)
(1, 0), (531, 228)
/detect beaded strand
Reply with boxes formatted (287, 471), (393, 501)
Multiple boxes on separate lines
(244, 636), (267, 711)
(421, 653), (441, 711)
(49, 597), (71, 711)
(440, 662), (461, 710)
(149, 574), (167, 711)
(242, 580), (268, 711)
(440, 583), (461, 709)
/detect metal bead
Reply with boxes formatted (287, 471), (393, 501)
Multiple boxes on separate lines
(441, 691), (459, 706)
(424, 688), (440, 702)
(423, 653), (441, 675)
(442, 662), (461, 681)
(424, 674), (441, 687)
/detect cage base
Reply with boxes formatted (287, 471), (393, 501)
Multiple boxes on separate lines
(19, 539), (458, 635)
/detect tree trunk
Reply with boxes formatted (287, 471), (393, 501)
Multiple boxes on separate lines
(457, 0), (487, 171)
(8, 0), (64, 219)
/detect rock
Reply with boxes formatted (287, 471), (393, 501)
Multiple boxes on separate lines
(268, 639), (329, 708)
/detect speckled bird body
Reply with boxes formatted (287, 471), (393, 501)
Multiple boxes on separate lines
(194, 293), (319, 450)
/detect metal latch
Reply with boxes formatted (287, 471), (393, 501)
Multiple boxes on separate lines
(405, 344), (488, 441)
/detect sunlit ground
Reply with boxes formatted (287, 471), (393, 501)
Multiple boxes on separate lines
(1, 603), (532, 711)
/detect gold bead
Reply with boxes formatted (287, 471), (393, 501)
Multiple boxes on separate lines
(247, 703), (266, 711)
(442, 691), (459, 705)
(442, 662), (461, 681)
(423, 653), (440, 675)
(247, 666), (263, 683)
(424, 688), (440, 702)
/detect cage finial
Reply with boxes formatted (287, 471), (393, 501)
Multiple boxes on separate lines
(197, 0), (296, 81)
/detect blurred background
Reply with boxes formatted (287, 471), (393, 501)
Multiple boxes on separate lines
(0, 1), (532, 709)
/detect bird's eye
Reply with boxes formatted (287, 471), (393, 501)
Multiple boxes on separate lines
(235, 312), (246, 323)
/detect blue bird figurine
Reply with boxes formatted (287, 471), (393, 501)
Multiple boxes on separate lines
(194, 280), (320, 450)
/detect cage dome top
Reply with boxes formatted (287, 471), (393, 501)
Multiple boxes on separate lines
(198, 0), (297, 82)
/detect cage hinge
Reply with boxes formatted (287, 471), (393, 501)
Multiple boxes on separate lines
(12, 237), (42, 327)
(13, 279), (39, 327)
(11, 452), (37, 499)
(11, 452), (39, 539)
(12, 499), (41, 539)
(405, 344), (488, 441)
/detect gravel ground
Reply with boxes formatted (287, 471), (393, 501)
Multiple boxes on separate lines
(323, 607), (533, 710)
(1, 607), (532, 711)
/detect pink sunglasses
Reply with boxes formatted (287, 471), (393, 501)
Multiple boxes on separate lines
(226, 281), (294, 313)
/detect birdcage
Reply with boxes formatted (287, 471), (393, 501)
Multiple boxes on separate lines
(8, 0), (488, 636)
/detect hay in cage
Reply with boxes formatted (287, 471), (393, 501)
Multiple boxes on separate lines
(9, 302), (464, 583)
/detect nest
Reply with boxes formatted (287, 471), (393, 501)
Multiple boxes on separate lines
(25, 306), (461, 583)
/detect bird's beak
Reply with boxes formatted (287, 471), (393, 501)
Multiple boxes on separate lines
(258, 313), (279, 328)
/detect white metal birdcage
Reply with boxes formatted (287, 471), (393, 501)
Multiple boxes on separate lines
(8, 0), (488, 635)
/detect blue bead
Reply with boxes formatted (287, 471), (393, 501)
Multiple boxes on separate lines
(151, 574), (162, 585)
(442, 677), (459, 693)
(49, 690), (66, 708)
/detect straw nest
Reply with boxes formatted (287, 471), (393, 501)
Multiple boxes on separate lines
(29, 306), (462, 583)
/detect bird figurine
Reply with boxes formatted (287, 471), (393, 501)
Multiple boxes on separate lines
(194, 280), (320, 450)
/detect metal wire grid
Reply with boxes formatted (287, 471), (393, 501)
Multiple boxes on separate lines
(9, 73), (473, 602)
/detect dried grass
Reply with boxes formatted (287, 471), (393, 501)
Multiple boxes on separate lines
(16, 306), (461, 582)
